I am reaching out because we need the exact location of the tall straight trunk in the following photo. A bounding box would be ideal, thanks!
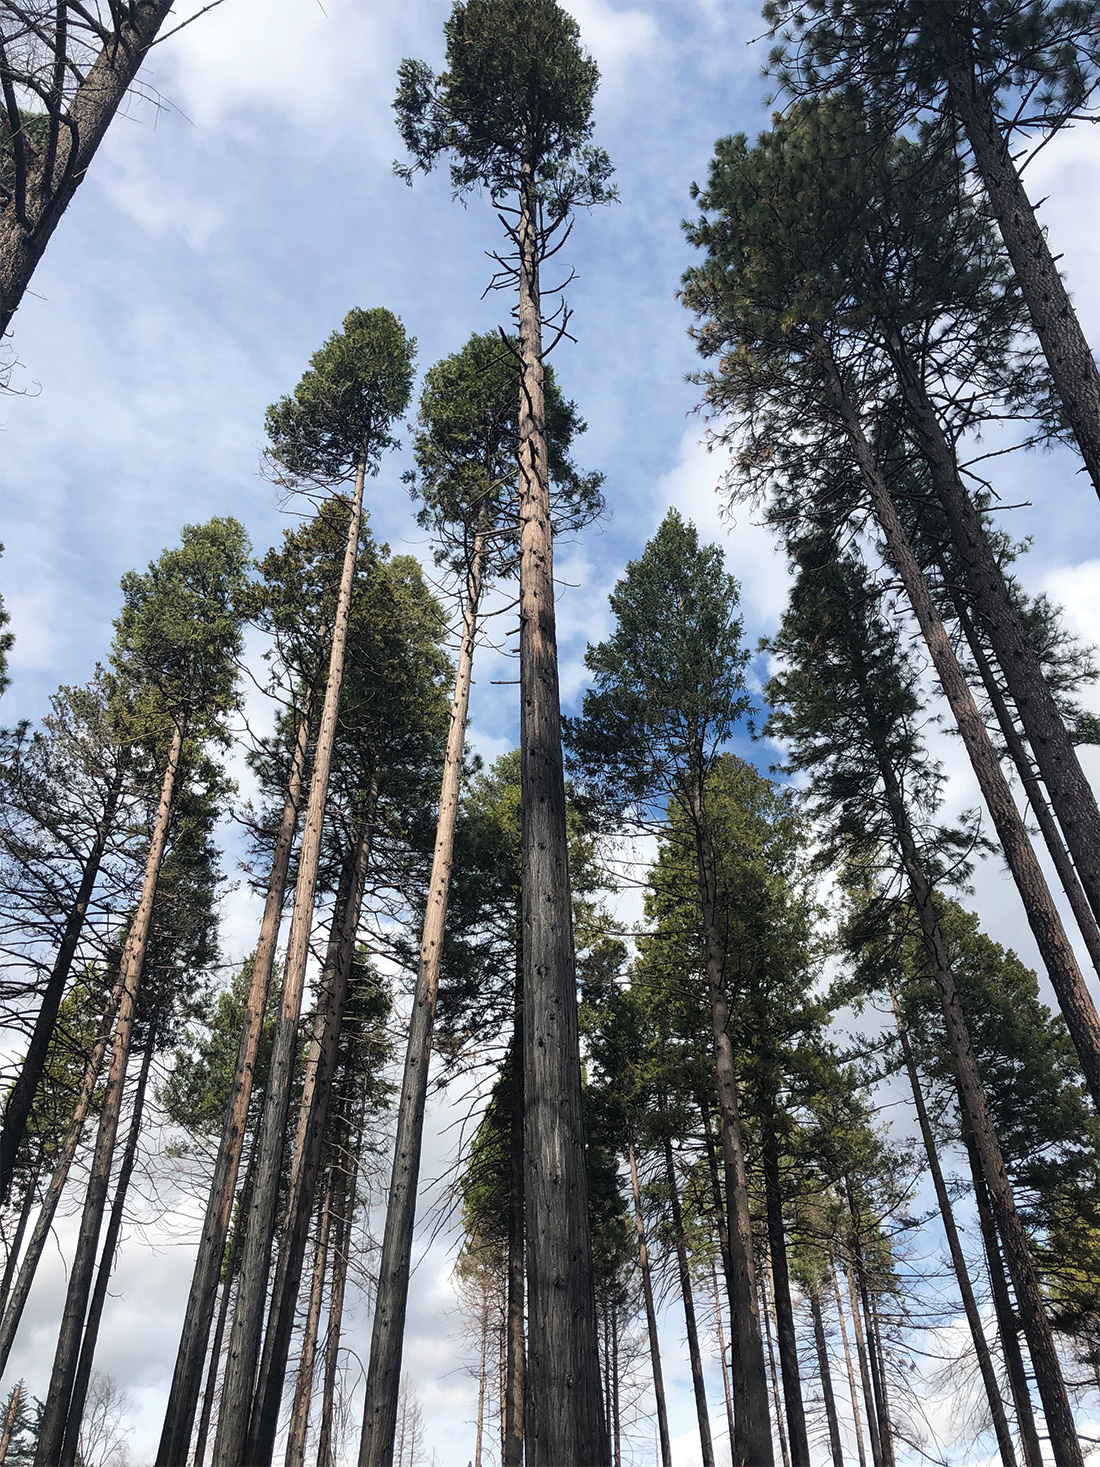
[284,1180,332,1467]
[214,459,367,1467]
[0,755,127,1204]
[59,1026,157,1467]
[662,1136,715,1467]
[35,715,183,1467]
[249,810,374,1465]
[504,960,525,1467]
[627,1141,672,1467]
[0,1383,20,1467]
[515,165,605,1467]
[933,16,1100,502]
[0,970,120,1378]
[699,1100,733,1286]
[474,1283,490,1467]
[823,341,1100,1114]
[949,594,1100,976]
[890,993,1018,1467]
[847,1243,892,1467]
[867,1294,894,1464]
[887,329,1100,934]
[360,539,484,1467]
[761,1266,791,1467]
[961,1117,1045,1467]
[0,1148,41,1315]
[687,781,773,1467]
[841,1259,883,1467]
[809,1287,845,1467]
[831,1266,868,1467]
[318,1095,361,1467]
[0,1,176,332]
[611,1303,621,1467]
[761,1124,810,1467]
[158,694,312,1467]
[194,1148,254,1467]
[711,1262,737,1457]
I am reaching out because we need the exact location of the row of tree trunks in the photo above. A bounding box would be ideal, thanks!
[284,1176,333,1467]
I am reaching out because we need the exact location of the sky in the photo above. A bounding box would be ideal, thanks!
[1,1,1100,1464]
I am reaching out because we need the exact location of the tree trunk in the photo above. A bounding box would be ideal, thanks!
[890,992,1018,1467]
[515,164,606,1467]
[0,1383,19,1466]
[359,540,484,1467]
[158,694,311,1467]
[809,1287,845,1467]
[823,341,1100,1114]
[284,1180,332,1467]
[887,327,1100,935]
[35,715,183,1467]
[474,1283,490,1467]
[59,1025,157,1466]
[761,1265,791,1467]
[841,1258,883,1467]
[504,961,525,1467]
[831,1265,868,1467]
[193,1150,253,1467]
[0,755,127,1204]
[249,808,374,1465]
[711,1262,737,1458]
[933,14,1100,502]
[214,459,367,1467]
[0,1,176,332]
[848,1242,892,1467]
[0,1147,40,1316]
[663,1136,715,1467]
[687,780,774,1467]
[761,1123,810,1467]
[318,1094,361,1467]
[625,1140,672,1467]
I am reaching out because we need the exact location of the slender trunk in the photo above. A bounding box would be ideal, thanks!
[0,1382,19,1467]
[887,328,1100,935]
[867,1294,894,1466]
[284,1180,332,1467]
[890,992,1018,1467]
[934,16,1100,502]
[35,716,183,1467]
[214,463,366,1467]
[831,1265,868,1467]
[359,540,484,1467]
[699,1099,733,1287]
[711,1262,737,1457]
[0,756,127,1204]
[474,1285,489,1467]
[611,1303,621,1467]
[761,1265,791,1467]
[663,1136,715,1467]
[318,1096,361,1467]
[0,1,176,332]
[687,781,773,1467]
[158,694,311,1467]
[60,1025,157,1467]
[0,1148,40,1315]
[504,957,525,1467]
[193,1150,254,1467]
[249,809,374,1465]
[761,1124,810,1467]
[847,1241,892,1467]
[626,1140,672,1467]
[515,167,605,1467]
[823,342,1100,1115]
[809,1287,845,1467]
[842,1258,883,1467]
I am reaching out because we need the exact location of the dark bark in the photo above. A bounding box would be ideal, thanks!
[809,1288,845,1467]
[515,166,605,1467]
[761,1124,810,1467]
[847,1237,893,1467]
[35,716,183,1467]
[761,1266,791,1467]
[663,1136,715,1467]
[284,1179,332,1467]
[504,962,525,1467]
[626,1140,671,1467]
[0,1147,40,1316]
[193,1150,254,1467]
[842,1258,884,1467]
[318,1095,361,1467]
[831,1267,868,1467]
[711,1263,737,1457]
[157,695,311,1467]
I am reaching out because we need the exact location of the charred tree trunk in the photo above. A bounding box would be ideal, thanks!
[809,1287,845,1467]
[663,1136,715,1467]
[761,1123,810,1467]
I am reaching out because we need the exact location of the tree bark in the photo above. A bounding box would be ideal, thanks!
[0,1382,19,1467]
[933,14,1100,502]
[158,694,311,1467]
[0,755,127,1204]
[318,1094,361,1467]
[284,1179,332,1467]
[823,342,1100,1114]
[761,1264,791,1467]
[0,1147,40,1317]
[626,1140,672,1467]
[847,1239,893,1467]
[809,1287,845,1467]
[831,1265,868,1467]
[359,540,484,1467]
[474,1282,490,1467]
[515,165,605,1467]
[761,1123,810,1467]
[0,1,177,333]
[504,964,525,1467]
[841,1258,883,1467]
[193,1149,254,1467]
[213,459,366,1467]
[711,1262,737,1458]
[35,715,183,1467]
[662,1136,715,1467]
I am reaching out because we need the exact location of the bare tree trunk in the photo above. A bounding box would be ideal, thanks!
[35,716,183,1467]
[0,1383,20,1466]
[687,781,773,1467]
[842,1258,883,1467]
[214,462,367,1467]
[284,1180,332,1467]
[158,695,311,1467]
[711,1262,737,1458]
[822,341,1100,1116]
[515,164,605,1467]
[0,1147,40,1315]
[0,0,177,332]
[318,1095,361,1467]
[847,1242,892,1467]
[933,15,1100,502]
[250,809,374,1465]
[831,1266,868,1467]
[626,1141,671,1467]
[663,1136,715,1467]
[474,1282,490,1467]
[761,1265,791,1467]
[193,1154,253,1467]
[359,540,484,1467]
[809,1287,844,1467]
[0,756,127,1204]
[611,1303,621,1467]
[504,967,525,1467]
[761,1123,810,1467]
[59,1025,156,1466]
[890,992,1018,1467]
[867,1294,894,1464]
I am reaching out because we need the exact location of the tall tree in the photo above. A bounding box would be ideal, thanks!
[392,8,614,1459]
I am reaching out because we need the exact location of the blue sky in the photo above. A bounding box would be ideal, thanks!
[2,2,1099,1463]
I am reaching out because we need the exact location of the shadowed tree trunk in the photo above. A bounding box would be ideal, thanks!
[318,1093,361,1467]
[809,1287,845,1467]
[842,1257,883,1467]
[831,1265,868,1467]
[663,1136,715,1467]
[504,959,525,1467]
[761,1122,810,1467]
[0,1143,41,1314]
[193,1149,254,1467]
[284,1179,332,1467]
[627,1140,671,1467]
[761,1266,792,1467]
[711,1263,737,1457]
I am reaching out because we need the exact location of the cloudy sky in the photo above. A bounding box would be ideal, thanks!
[2,1,1100,1463]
